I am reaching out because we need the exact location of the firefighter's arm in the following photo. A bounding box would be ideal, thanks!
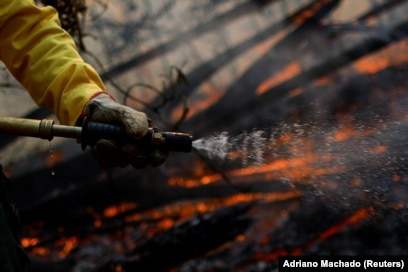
[0,0,167,168]
[0,0,103,126]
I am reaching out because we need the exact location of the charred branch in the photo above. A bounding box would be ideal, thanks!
[95,203,253,272]
[17,174,295,228]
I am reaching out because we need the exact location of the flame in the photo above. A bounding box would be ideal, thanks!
[57,236,79,258]
[169,34,281,123]
[168,154,346,188]
[171,82,223,122]
[225,190,302,206]
[289,88,303,97]
[21,237,40,248]
[392,175,401,182]
[85,207,103,228]
[351,176,362,186]
[316,207,371,241]
[115,266,124,272]
[24,236,79,258]
[31,247,50,256]
[313,76,333,86]
[370,145,387,154]
[354,57,389,75]
[124,190,301,233]
[256,61,301,95]
[330,115,375,142]
[103,202,138,218]
[157,218,175,230]
[290,0,334,25]
[255,207,372,261]
[332,125,356,142]
[354,40,408,74]
[44,149,64,167]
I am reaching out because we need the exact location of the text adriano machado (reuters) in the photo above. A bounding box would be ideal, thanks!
[279,256,405,271]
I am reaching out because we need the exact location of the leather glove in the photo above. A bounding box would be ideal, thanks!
[82,93,168,169]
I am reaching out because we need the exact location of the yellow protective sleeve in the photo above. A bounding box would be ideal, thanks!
[0,0,106,125]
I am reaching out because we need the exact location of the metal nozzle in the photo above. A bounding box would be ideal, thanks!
[159,131,193,152]
[81,120,193,152]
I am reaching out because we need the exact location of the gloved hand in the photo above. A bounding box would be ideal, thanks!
[82,93,168,169]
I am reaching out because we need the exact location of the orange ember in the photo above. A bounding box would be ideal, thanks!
[57,236,79,258]
[291,0,334,25]
[353,40,408,74]
[21,237,40,248]
[370,145,387,154]
[313,76,333,86]
[332,127,354,142]
[392,175,401,182]
[122,190,300,236]
[351,176,362,186]
[256,61,301,95]
[317,207,371,241]
[103,202,138,218]
[158,218,175,230]
[354,57,389,75]
[289,87,303,97]
[30,247,50,256]
[168,153,346,188]
[331,120,367,141]
[170,82,223,122]
[256,207,371,262]
[44,149,64,167]
[276,133,293,144]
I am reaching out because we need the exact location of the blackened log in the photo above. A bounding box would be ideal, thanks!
[28,259,73,272]
[18,177,295,236]
[94,202,253,272]
[304,205,408,255]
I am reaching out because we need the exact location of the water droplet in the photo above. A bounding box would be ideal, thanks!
[48,141,56,176]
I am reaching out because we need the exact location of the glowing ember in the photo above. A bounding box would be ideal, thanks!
[256,61,301,95]
[21,237,40,248]
[103,202,138,218]
[253,207,372,262]
[316,207,372,241]
[57,236,79,258]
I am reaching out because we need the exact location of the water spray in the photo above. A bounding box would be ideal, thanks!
[192,130,268,167]
[0,117,193,153]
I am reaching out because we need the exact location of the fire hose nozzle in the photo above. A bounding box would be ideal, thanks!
[81,119,193,152]
[0,117,193,153]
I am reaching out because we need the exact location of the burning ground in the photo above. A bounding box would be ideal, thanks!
[2,0,408,271]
